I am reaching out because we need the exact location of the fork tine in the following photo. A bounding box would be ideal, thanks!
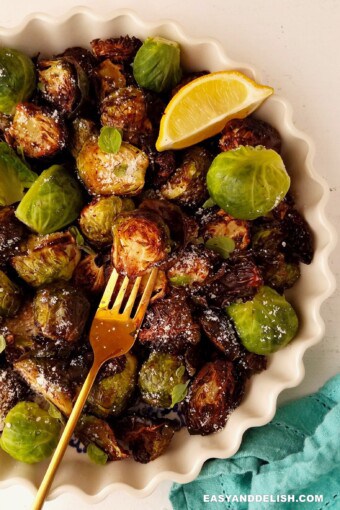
[98,268,119,309]
[111,274,130,312]
[123,276,142,316]
[133,267,158,323]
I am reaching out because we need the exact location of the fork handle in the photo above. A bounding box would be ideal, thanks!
[32,361,101,510]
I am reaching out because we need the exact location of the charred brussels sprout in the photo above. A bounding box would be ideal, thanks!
[0,270,22,317]
[207,146,290,220]
[0,48,35,115]
[33,283,90,343]
[199,308,243,360]
[160,146,212,208]
[90,36,142,63]
[72,253,106,296]
[69,117,98,159]
[0,142,38,206]
[262,256,300,291]
[167,245,213,286]
[88,353,137,417]
[219,117,282,153]
[79,196,134,246]
[112,210,170,276]
[101,87,152,136]
[227,286,299,355]
[184,359,244,435]
[7,103,66,158]
[139,288,201,352]
[77,136,149,196]
[14,357,75,416]
[94,60,127,101]
[133,37,182,93]
[37,55,89,115]
[200,209,250,250]
[12,231,81,288]
[15,165,83,235]
[0,206,27,268]
[115,417,176,463]
[76,415,129,461]
[0,401,61,463]
[138,352,189,408]
[0,369,28,430]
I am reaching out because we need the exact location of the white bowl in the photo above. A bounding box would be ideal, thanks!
[0,7,336,503]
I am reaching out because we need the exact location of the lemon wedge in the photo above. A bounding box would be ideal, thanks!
[156,70,273,151]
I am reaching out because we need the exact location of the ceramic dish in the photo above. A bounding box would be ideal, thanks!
[0,7,336,503]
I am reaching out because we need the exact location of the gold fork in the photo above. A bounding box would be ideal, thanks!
[32,267,158,510]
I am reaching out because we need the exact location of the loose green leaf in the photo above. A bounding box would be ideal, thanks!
[87,442,108,465]
[175,365,186,379]
[47,403,64,423]
[98,127,122,154]
[169,274,193,286]
[0,334,6,354]
[205,236,235,259]
[68,226,96,255]
[202,197,216,209]
[171,381,190,408]
[0,142,38,206]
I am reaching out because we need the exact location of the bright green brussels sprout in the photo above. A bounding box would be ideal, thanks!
[206,146,290,220]
[77,136,149,196]
[226,286,299,355]
[15,165,83,235]
[0,270,22,317]
[0,142,38,206]
[0,48,35,115]
[33,282,90,342]
[0,401,61,463]
[133,36,182,93]
[11,231,81,288]
[138,352,189,408]
[79,196,134,245]
[88,352,138,417]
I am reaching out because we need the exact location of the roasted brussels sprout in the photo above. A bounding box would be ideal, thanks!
[206,146,290,220]
[0,142,38,206]
[280,207,313,265]
[115,416,176,463]
[184,359,244,435]
[133,37,182,93]
[0,48,35,115]
[0,270,22,318]
[88,352,137,417]
[262,256,300,291]
[167,245,214,286]
[76,414,129,461]
[139,352,189,408]
[0,401,61,463]
[139,288,201,352]
[79,196,134,245]
[6,103,67,158]
[94,59,127,100]
[100,86,152,137]
[0,369,28,430]
[2,299,37,358]
[15,165,84,235]
[112,210,170,276]
[37,54,89,114]
[160,146,212,207]
[77,136,149,196]
[219,117,282,153]
[14,357,75,416]
[72,253,107,296]
[190,252,263,308]
[252,224,285,262]
[12,231,81,288]
[227,286,299,355]
[200,209,250,250]
[0,206,27,268]
[150,151,177,187]
[199,308,243,360]
[90,36,142,63]
[136,269,168,303]
[33,283,90,343]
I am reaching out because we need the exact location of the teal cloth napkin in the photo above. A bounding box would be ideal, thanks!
[170,374,340,510]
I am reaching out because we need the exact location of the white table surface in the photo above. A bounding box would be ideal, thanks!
[1,1,340,508]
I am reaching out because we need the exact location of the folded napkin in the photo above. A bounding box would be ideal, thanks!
[170,374,340,510]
